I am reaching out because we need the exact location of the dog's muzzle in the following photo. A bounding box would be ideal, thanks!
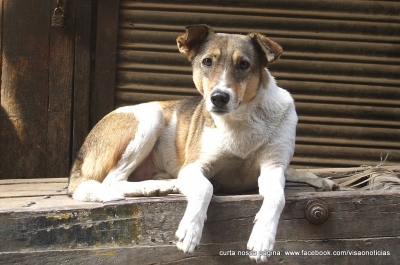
[210,91,230,113]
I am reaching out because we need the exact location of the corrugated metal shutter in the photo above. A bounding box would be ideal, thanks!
[116,0,400,168]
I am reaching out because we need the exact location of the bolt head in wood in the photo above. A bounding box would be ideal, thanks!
[305,199,330,224]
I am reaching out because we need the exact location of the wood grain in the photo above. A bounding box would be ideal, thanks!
[0,177,399,265]
[0,0,51,179]
[90,0,120,127]
[0,238,397,265]
[46,0,77,178]
[0,0,89,179]
[72,0,92,161]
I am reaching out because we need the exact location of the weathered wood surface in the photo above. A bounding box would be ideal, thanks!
[0,0,52,179]
[0,0,88,179]
[91,0,120,127]
[0,239,397,265]
[46,0,77,178]
[72,0,92,161]
[0,178,398,264]
[0,178,67,199]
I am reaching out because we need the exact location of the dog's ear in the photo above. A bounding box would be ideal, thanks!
[249,33,283,64]
[177,24,214,61]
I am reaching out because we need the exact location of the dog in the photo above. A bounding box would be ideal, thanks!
[68,24,297,263]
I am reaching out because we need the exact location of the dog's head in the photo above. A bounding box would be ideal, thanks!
[177,24,282,115]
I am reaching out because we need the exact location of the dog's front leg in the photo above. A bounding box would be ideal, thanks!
[175,163,213,254]
[247,166,286,263]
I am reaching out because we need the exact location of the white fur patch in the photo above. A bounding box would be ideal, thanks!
[152,112,181,177]
[111,179,178,197]
[247,166,286,263]
[73,180,124,202]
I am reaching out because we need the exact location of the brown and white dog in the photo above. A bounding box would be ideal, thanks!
[68,25,297,263]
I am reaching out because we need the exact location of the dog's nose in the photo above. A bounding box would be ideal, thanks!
[211,91,230,107]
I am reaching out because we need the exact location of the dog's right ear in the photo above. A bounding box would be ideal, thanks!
[177,24,214,61]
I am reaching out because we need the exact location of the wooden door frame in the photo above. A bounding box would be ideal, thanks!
[0,0,95,179]
[90,0,120,128]
[71,0,94,159]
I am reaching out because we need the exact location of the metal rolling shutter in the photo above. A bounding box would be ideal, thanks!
[116,0,400,168]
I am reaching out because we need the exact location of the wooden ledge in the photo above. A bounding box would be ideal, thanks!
[0,178,399,264]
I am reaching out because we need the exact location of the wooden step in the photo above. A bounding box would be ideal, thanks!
[0,178,399,264]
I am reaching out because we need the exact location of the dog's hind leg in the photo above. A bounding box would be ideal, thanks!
[100,103,169,201]
[112,179,179,198]
[73,102,167,203]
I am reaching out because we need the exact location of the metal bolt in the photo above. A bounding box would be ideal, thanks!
[305,199,330,224]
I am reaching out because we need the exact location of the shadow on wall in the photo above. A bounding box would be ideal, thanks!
[0,1,53,179]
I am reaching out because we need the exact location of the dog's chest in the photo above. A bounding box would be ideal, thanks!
[201,120,267,159]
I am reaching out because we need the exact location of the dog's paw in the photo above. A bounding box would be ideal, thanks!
[102,193,125,204]
[247,214,278,263]
[142,180,177,197]
[175,213,206,254]
[73,180,125,203]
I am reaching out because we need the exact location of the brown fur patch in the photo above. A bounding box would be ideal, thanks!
[230,48,261,104]
[242,73,262,103]
[192,71,204,96]
[173,97,213,166]
[68,112,138,194]
[177,25,214,61]
[184,102,210,166]
[249,33,283,65]
[175,98,199,165]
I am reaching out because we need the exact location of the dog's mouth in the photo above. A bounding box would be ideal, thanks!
[210,108,229,115]
[209,100,241,115]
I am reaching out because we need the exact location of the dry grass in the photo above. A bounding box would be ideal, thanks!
[329,156,400,191]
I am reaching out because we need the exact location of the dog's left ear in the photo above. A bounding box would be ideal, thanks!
[177,24,214,61]
[249,33,283,64]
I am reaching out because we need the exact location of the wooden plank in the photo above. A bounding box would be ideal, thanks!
[0,189,399,251]
[46,0,77,178]
[0,182,67,199]
[0,0,51,179]
[0,177,398,264]
[0,178,68,185]
[72,0,92,160]
[0,237,397,265]
[90,0,120,127]
[0,178,312,209]
[0,193,182,212]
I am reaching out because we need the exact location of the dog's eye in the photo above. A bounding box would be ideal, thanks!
[202,58,213,67]
[239,61,250,70]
